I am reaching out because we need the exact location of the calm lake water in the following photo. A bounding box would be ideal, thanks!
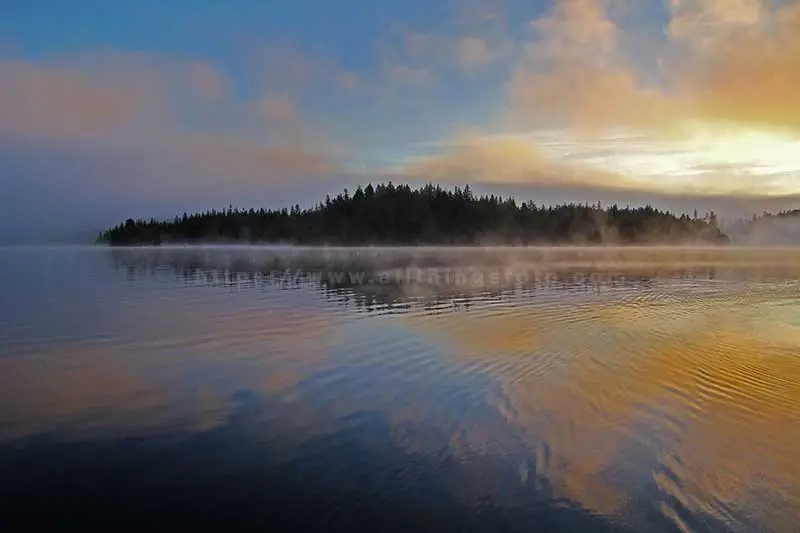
[1,246,799,532]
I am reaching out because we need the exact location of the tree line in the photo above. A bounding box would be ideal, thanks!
[748,208,800,222]
[97,182,729,245]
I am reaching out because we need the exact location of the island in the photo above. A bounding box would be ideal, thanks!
[97,183,729,246]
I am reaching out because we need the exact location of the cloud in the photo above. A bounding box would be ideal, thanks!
[402,133,551,182]
[0,44,363,149]
[507,0,673,131]
[0,51,242,143]
[383,64,433,86]
[385,3,514,83]
[188,60,229,101]
[251,41,363,98]
[406,32,512,72]
[506,0,800,132]
[456,36,508,70]
[0,59,157,142]
[409,0,800,197]
[396,123,800,198]
[171,135,339,183]
[0,136,346,245]
[257,94,297,123]
[398,130,649,191]
[667,0,766,42]
[0,48,353,241]
[667,1,800,130]
[533,126,800,196]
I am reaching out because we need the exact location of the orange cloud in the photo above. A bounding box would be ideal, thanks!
[668,2,800,130]
[0,60,155,141]
[407,0,800,196]
[405,133,548,180]
[507,0,674,131]
[0,52,238,144]
[506,0,800,132]
[399,130,650,191]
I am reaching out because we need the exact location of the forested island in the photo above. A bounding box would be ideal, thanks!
[97,183,729,246]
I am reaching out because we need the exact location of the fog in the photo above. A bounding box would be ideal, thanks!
[105,245,800,307]
[3,139,800,245]
[724,216,800,246]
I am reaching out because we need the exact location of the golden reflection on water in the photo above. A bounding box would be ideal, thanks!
[404,282,800,526]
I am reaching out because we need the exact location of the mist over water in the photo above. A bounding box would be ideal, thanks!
[1,246,799,532]
[726,217,800,246]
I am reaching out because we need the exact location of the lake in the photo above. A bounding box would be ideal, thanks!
[1,246,799,532]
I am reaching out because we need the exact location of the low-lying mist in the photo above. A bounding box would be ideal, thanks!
[725,216,800,246]
[108,245,800,307]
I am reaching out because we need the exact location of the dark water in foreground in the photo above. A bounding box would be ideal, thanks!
[1,246,799,532]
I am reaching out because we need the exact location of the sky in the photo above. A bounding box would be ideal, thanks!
[1,0,800,242]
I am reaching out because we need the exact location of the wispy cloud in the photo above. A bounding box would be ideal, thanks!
[398,30,513,73]
[0,58,158,142]
[506,0,800,132]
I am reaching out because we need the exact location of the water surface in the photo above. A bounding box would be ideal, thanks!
[1,246,799,532]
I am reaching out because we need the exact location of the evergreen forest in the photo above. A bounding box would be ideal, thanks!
[97,183,729,245]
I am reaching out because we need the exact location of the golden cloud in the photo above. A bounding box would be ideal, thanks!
[401,0,800,195]
[400,130,655,191]
[507,0,800,132]
[508,0,672,131]
[405,133,549,181]
[669,2,800,130]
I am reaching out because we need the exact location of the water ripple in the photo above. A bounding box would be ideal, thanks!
[2,246,800,531]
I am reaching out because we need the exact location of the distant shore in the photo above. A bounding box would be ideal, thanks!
[97,183,729,246]
[100,240,731,248]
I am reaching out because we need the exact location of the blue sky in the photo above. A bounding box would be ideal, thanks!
[1,0,530,152]
[1,0,799,241]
